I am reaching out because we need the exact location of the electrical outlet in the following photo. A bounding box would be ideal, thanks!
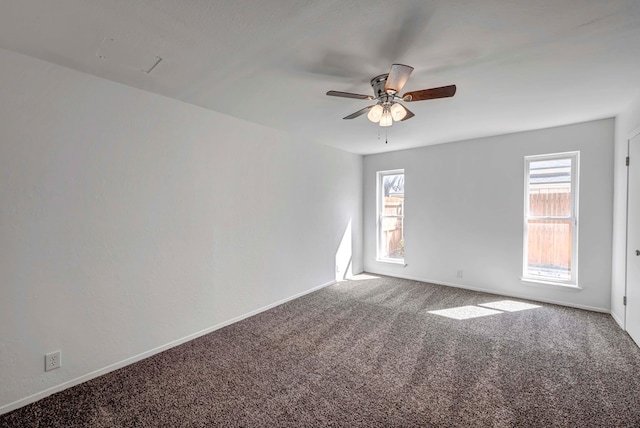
[456,270,463,278]
[45,350,61,371]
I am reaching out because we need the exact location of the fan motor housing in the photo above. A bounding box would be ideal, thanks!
[370,74,389,98]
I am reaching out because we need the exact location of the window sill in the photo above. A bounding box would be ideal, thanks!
[376,258,406,266]
[520,277,581,290]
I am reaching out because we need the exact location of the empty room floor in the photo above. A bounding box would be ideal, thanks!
[2,274,639,427]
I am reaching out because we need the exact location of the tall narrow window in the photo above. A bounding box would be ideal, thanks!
[523,152,579,286]
[377,169,404,263]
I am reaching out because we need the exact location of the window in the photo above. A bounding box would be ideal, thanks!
[377,170,404,263]
[523,152,579,286]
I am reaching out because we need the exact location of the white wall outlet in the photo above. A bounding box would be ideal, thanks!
[456,270,464,278]
[45,350,62,371]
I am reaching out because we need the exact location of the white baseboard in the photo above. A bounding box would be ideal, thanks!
[0,279,336,416]
[365,270,611,314]
[610,309,625,329]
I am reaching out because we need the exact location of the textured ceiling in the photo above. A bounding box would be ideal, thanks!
[2,0,640,154]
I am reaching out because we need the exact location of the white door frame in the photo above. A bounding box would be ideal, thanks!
[625,126,640,332]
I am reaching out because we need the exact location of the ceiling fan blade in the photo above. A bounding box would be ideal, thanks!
[402,85,457,102]
[384,64,414,94]
[300,51,378,80]
[326,90,373,100]
[343,105,376,120]
[400,106,415,121]
[378,4,431,64]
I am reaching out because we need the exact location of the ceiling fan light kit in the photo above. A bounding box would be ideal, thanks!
[390,103,407,121]
[367,104,384,122]
[379,110,393,127]
[326,63,456,127]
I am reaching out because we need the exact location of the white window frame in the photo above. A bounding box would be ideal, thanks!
[376,169,405,264]
[522,151,579,288]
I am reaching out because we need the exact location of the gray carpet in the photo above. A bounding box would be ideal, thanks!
[2,274,640,427]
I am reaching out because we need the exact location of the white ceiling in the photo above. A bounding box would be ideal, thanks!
[2,0,640,154]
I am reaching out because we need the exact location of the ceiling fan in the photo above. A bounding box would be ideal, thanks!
[326,64,456,126]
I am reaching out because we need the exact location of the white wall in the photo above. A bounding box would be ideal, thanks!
[0,48,363,413]
[364,119,614,312]
[611,92,640,328]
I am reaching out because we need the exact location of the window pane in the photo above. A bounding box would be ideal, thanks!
[379,172,404,261]
[526,219,572,280]
[528,159,571,217]
[383,174,404,207]
[381,216,404,259]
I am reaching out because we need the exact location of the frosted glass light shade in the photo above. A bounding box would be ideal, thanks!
[367,104,384,122]
[379,110,393,127]
[390,103,407,121]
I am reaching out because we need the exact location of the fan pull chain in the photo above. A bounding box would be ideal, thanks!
[377,128,389,144]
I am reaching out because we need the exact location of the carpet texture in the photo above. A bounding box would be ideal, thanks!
[2,274,640,427]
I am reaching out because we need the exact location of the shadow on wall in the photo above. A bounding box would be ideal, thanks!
[335,219,352,282]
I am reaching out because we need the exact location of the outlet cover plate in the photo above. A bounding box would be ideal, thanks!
[45,350,61,371]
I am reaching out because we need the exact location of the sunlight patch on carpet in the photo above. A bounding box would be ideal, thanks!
[347,273,381,281]
[429,300,542,320]
[428,305,503,320]
[478,300,541,312]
